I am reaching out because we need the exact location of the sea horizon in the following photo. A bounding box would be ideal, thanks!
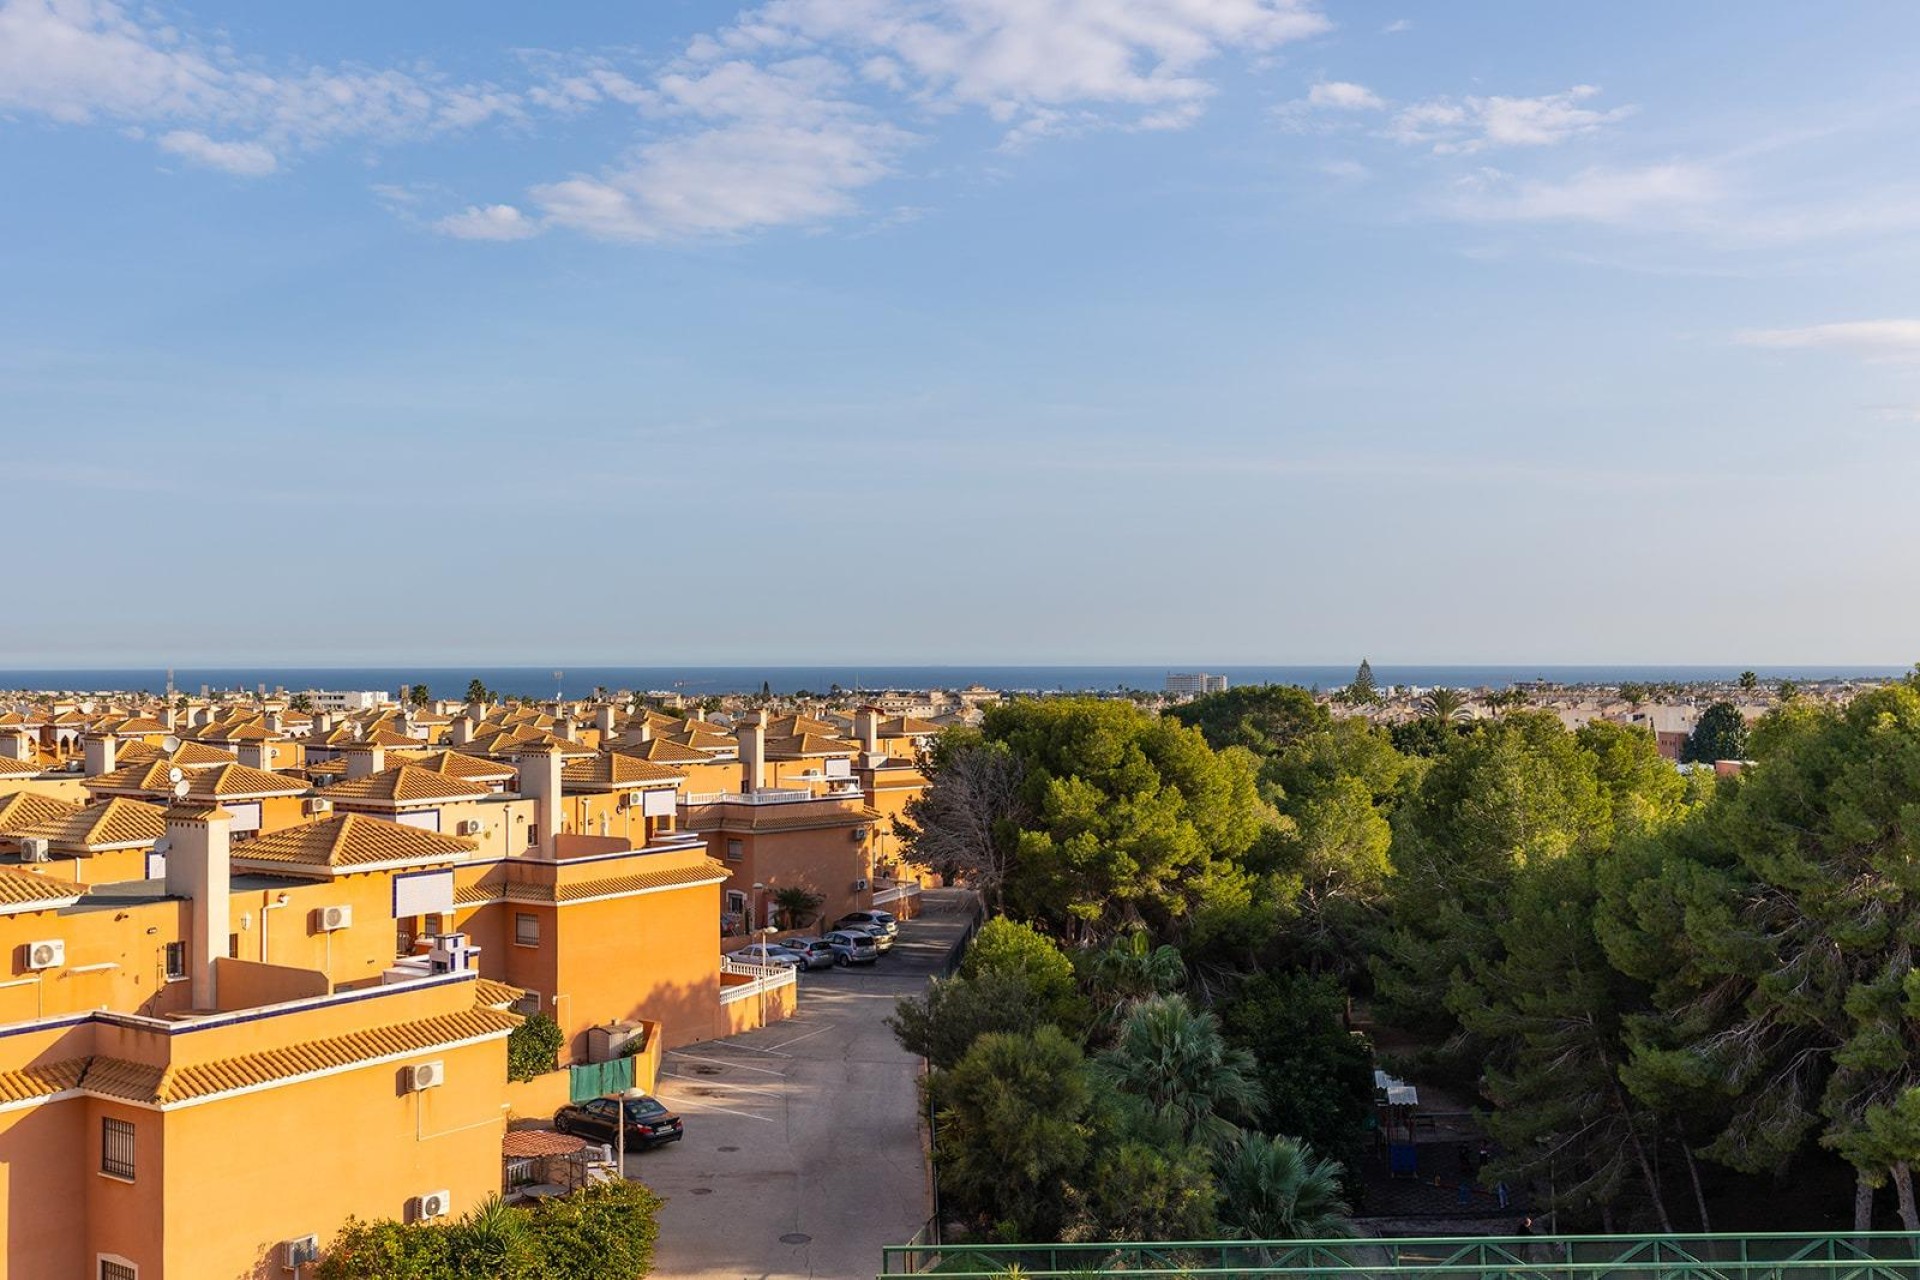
[0,663,1904,699]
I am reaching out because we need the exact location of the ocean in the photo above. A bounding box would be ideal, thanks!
[0,664,1903,698]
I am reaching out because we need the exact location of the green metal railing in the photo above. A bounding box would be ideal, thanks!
[879,1230,1920,1280]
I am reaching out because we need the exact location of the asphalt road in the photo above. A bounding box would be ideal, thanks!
[643,892,976,1280]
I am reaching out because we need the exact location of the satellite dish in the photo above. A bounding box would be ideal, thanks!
[167,767,184,784]
[161,735,181,753]
[174,779,191,798]
[152,836,171,857]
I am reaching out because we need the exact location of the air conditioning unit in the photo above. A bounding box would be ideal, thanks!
[853,878,869,892]
[304,797,331,815]
[850,826,869,841]
[20,837,49,863]
[416,1189,452,1220]
[408,1060,445,1091]
[316,905,353,932]
[626,791,646,808]
[25,939,63,970]
[456,819,483,836]
[282,1234,319,1270]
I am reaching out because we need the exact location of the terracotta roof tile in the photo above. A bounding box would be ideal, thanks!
[232,813,476,873]
[563,753,684,789]
[764,733,857,759]
[319,765,494,805]
[625,738,710,765]
[472,978,526,1009]
[507,857,730,904]
[13,797,167,850]
[0,1057,87,1104]
[393,751,517,782]
[0,758,40,777]
[0,867,85,908]
[0,792,83,835]
[502,1129,587,1158]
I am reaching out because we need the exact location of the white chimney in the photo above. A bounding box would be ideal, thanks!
[595,705,616,736]
[466,699,488,722]
[555,717,577,743]
[160,707,177,731]
[451,716,475,746]
[740,712,767,795]
[237,739,271,771]
[0,732,31,762]
[192,707,214,729]
[83,733,117,777]
[315,711,334,736]
[514,744,563,854]
[344,743,385,780]
[638,719,654,744]
[165,803,232,1010]
[264,711,282,733]
[855,708,881,756]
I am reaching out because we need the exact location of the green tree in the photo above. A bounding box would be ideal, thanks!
[1739,670,1759,692]
[1575,720,1691,837]
[1062,1138,1219,1243]
[1164,685,1330,756]
[770,885,823,929]
[1682,701,1749,763]
[407,683,431,709]
[1084,930,1186,1025]
[1603,686,1920,1228]
[1215,1133,1354,1241]
[932,1026,1098,1239]
[289,692,312,713]
[1098,995,1263,1147]
[466,678,491,705]
[960,917,1089,1031]
[1374,712,1611,1035]
[1456,850,1675,1230]
[1220,972,1374,1170]
[890,969,1056,1069]
[982,699,1272,942]
[1341,659,1379,706]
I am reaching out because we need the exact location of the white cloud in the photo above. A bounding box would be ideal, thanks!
[1308,81,1384,111]
[156,129,277,176]
[1382,19,1412,34]
[2,0,1336,244]
[1736,321,1920,362]
[1318,158,1370,180]
[720,0,1331,138]
[0,0,529,171]
[1390,85,1633,154]
[1445,163,1720,225]
[434,204,541,241]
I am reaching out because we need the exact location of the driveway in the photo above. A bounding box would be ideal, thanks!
[643,890,977,1279]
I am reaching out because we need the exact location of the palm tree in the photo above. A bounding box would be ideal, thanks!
[1418,687,1471,724]
[1098,995,1263,1146]
[1217,1133,1354,1243]
[1088,931,1185,1010]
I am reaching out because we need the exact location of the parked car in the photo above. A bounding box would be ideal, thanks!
[836,910,899,937]
[736,942,804,969]
[842,922,894,954]
[779,937,839,970]
[553,1093,684,1148]
[823,929,880,966]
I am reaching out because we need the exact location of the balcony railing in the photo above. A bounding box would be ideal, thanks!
[879,1231,1920,1280]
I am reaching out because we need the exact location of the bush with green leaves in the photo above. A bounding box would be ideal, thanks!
[316,1182,662,1279]
[506,1012,564,1083]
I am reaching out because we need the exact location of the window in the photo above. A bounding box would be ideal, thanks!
[162,942,186,981]
[100,1260,137,1280]
[514,913,540,947]
[101,1117,135,1179]
[726,839,744,863]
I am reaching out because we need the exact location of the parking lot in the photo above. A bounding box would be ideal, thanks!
[641,891,976,1279]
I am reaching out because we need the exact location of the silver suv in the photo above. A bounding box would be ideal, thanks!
[823,929,879,966]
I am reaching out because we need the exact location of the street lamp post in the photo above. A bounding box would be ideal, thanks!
[758,924,779,1029]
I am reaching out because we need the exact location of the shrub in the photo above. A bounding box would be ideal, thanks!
[317,1183,663,1279]
[506,1013,564,1083]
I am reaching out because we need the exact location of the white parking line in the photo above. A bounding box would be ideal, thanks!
[665,1050,788,1077]
[764,1025,834,1051]
[658,1094,777,1122]
[658,1072,784,1098]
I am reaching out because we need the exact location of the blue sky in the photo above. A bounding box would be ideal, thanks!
[4,1,1919,667]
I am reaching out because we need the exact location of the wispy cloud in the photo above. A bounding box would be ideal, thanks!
[1736,320,1920,362]
[1308,81,1384,111]
[434,204,541,241]
[1387,85,1634,154]
[1444,163,1721,226]
[3,0,1337,245]
[157,130,277,176]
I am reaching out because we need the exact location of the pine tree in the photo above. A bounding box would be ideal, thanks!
[1349,659,1377,704]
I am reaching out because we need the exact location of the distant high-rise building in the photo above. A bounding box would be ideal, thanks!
[1165,672,1228,695]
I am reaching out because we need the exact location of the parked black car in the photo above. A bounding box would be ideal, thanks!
[553,1093,685,1148]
